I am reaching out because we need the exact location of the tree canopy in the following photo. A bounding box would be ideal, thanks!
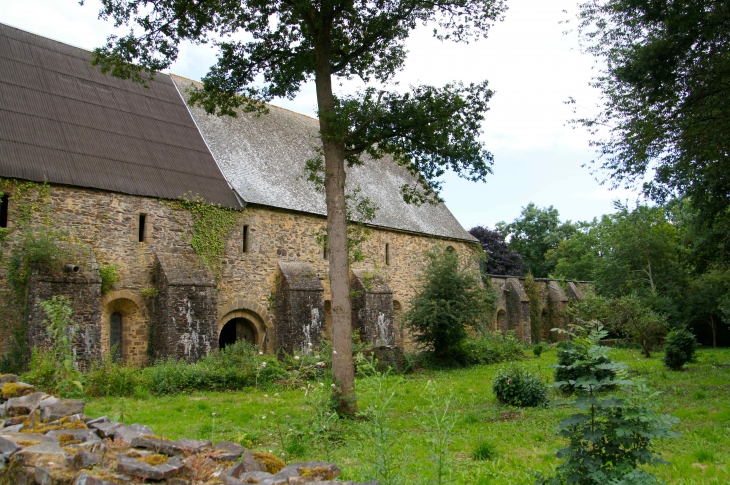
[468,225,526,276]
[572,0,730,225]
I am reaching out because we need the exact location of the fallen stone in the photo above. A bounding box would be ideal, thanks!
[6,392,44,416]
[40,400,86,422]
[0,431,58,446]
[0,374,18,384]
[69,450,101,470]
[278,462,340,481]
[2,423,24,433]
[13,441,67,467]
[213,441,245,461]
[239,470,275,482]
[0,435,20,457]
[74,472,131,485]
[84,416,109,427]
[1,381,35,399]
[130,435,211,456]
[47,429,100,444]
[226,451,266,478]
[35,463,75,485]
[90,421,122,438]
[113,424,153,443]
[116,454,184,480]
[3,415,26,427]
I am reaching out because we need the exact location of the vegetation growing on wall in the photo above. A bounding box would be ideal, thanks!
[522,274,546,344]
[174,195,238,280]
[99,264,120,295]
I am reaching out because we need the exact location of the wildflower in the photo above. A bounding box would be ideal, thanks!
[261,362,267,367]
[319,382,324,387]
[262,415,266,419]
[294,356,300,360]
[264,394,269,398]
[259,351,264,355]
[274,393,279,397]
[507,378,511,386]
[331,383,336,388]
[333,350,337,355]
[212,412,219,417]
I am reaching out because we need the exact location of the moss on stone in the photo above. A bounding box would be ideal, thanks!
[56,433,81,446]
[138,454,169,466]
[252,452,285,474]
[300,466,336,480]
[1,382,34,398]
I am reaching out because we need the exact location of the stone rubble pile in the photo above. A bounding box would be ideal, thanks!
[0,375,376,485]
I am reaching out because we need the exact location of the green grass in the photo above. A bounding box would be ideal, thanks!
[85,348,730,484]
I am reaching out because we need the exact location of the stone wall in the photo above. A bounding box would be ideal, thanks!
[490,276,591,344]
[274,262,325,355]
[350,269,395,346]
[0,180,482,363]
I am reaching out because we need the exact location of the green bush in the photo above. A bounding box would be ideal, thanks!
[457,331,525,366]
[143,341,285,394]
[492,366,548,408]
[533,343,544,357]
[404,247,497,359]
[85,355,143,397]
[99,264,120,295]
[22,348,57,392]
[663,328,697,370]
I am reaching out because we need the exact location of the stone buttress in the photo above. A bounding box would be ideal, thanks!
[274,262,324,355]
[350,269,396,346]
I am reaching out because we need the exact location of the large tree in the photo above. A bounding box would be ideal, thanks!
[572,0,730,225]
[497,203,576,278]
[88,0,505,412]
[468,225,526,276]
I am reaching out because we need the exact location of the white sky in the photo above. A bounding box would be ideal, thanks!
[0,0,643,229]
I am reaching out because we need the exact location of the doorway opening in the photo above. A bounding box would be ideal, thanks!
[219,317,257,349]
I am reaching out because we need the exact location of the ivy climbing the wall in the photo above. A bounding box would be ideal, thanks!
[174,195,238,280]
[522,274,546,344]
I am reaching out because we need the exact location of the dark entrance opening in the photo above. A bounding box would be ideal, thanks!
[219,318,257,349]
[110,312,122,362]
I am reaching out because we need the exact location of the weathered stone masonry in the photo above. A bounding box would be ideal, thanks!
[0,182,479,364]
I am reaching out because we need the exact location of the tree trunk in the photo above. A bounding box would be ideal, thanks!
[710,315,717,348]
[313,38,356,415]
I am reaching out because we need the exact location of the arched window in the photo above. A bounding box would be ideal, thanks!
[110,312,122,362]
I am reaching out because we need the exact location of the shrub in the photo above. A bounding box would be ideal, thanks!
[22,348,57,392]
[472,440,498,461]
[404,247,497,359]
[532,343,544,357]
[99,264,120,295]
[85,355,143,397]
[492,366,548,408]
[457,331,525,366]
[663,328,697,370]
[552,323,616,394]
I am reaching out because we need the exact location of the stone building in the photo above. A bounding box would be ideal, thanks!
[0,23,482,366]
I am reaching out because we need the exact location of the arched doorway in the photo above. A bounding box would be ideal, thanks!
[219,318,258,349]
[496,309,507,333]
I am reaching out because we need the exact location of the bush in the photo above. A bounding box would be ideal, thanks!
[533,343,544,357]
[492,366,548,408]
[22,348,57,392]
[85,355,143,397]
[404,247,497,359]
[457,331,525,366]
[663,328,697,370]
[99,264,120,295]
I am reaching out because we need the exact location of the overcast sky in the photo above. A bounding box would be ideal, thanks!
[0,0,641,229]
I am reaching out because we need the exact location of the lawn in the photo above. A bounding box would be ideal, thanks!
[85,348,730,484]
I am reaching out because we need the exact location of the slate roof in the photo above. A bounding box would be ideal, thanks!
[172,76,476,242]
[0,23,239,208]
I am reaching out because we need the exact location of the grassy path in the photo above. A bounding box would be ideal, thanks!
[86,348,730,484]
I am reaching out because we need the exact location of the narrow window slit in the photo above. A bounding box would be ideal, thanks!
[0,194,8,228]
[138,214,146,242]
[385,243,390,266]
[242,225,249,253]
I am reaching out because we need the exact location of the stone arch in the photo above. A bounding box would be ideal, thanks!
[101,290,149,367]
[218,299,270,351]
[496,309,508,333]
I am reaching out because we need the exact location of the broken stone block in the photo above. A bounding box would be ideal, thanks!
[277,461,341,481]
[4,415,26,427]
[0,436,19,457]
[13,441,67,467]
[40,399,86,422]
[213,441,244,461]
[69,450,101,470]
[2,423,24,432]
[113,423,153,443]
[0,374,18,384]
[84,416,109,427]
[47,429,100,444]
[239,470,275,483]
[74,472,130,485]
[6,392,45,416]
[89,421,122,438]
[226,450,266,478]
[0,431,58,446]
[35,463,75,485]
[116,454,184,480]
[130,435,211,456]
[1,381,35,399]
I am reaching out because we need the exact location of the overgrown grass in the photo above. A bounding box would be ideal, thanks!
[84,347,730,484]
